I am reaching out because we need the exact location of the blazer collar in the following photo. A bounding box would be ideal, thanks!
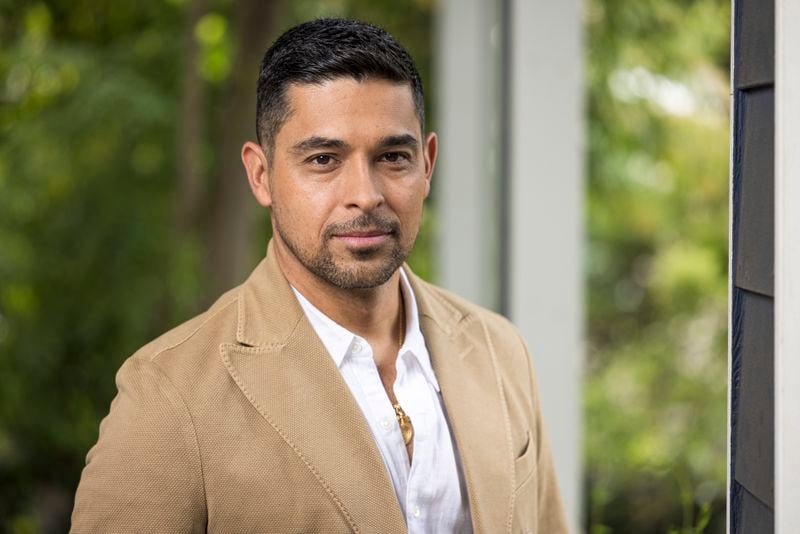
[235,241,463,349]
[230,241,515,533]
[226,241,405,533]
[407,275,516,534]
[235,240,304,348]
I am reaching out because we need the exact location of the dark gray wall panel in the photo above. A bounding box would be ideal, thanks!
[734,88,774,296]
[734,0,775,89]
[737,485,775,534]
[733,289,774,506]
[730,0,775,530]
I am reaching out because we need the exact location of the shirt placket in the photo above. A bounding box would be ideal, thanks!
[394,352,435,528]
[346,337,411,512]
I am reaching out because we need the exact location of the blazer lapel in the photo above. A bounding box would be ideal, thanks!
[221,243,406,534]
[410,275,515,534]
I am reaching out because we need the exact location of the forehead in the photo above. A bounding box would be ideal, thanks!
[276,78,420,146]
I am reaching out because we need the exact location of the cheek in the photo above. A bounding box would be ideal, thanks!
[276,188,347,245]
[395,191,427,233]
[273,173,330,217]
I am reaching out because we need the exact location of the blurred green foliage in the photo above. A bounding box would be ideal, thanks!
[0,1,432,531]
[585,0,730,532]
[0,0,730,532]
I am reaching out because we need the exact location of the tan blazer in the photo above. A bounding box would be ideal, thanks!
[71,242,567,533]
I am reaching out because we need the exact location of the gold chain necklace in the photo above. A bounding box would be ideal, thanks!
[392,302,414,446]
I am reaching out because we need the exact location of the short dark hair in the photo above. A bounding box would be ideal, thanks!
[256,18,425,156]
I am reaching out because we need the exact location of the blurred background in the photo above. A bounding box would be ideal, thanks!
[0,0,729,532]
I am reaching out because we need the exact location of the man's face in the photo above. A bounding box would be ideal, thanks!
[255,78,436,289]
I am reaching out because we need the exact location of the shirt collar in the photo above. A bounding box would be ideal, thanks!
[398,268,440,392]
[291,267,440,392]
[291,286,354,368]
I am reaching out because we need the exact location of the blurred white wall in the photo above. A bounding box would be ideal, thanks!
[435,0,503,310]
[436,0,584,529]
[775,0,800,531]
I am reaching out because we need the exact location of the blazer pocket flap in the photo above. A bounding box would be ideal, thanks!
[514,430,537,491]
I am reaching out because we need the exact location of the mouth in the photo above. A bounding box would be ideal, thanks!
[331,229,394,247]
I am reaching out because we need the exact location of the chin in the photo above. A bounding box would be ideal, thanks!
[325,264,400,289]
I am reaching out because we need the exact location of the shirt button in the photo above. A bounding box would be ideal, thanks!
[412,506,421,518]
[352,340,363,353]
[379,417,391,430]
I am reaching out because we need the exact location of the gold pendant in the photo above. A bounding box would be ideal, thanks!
[393,403,414,445]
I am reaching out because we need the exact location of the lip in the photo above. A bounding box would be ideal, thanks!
[332,231,392,247]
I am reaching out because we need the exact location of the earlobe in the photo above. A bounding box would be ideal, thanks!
[241,141,273,207]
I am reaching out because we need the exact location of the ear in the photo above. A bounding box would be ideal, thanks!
[422,132,438,199]
[241,141,273,207]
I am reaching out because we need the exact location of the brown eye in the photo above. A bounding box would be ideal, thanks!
[312,155,332,165]
[382,152,408,163]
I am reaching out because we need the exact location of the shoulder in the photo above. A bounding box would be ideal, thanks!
[410,275,539,414]
[412,276,525,346]
[411,276,542,437]
[126,286,241,382]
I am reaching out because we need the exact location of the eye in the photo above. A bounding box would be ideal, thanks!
[311,154,333,165]
[381,152,410,164]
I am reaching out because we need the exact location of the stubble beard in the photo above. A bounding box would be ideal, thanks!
[273,211,412,290]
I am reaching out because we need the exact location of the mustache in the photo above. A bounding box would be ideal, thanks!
[322,213,400,240]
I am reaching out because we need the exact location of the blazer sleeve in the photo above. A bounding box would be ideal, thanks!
[71,357,206,533]
[522,335,569,533]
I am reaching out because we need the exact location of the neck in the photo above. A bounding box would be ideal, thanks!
[274,237,404,347]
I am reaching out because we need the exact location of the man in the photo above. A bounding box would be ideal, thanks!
[72,18,566,534]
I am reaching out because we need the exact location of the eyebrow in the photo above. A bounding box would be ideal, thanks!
[377,134,419,150]
[290,136,349,154]
[288,133,420,155]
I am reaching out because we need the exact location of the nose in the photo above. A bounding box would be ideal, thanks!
[342,157,384,212]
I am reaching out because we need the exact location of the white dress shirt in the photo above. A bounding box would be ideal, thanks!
[292,269,472,533]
